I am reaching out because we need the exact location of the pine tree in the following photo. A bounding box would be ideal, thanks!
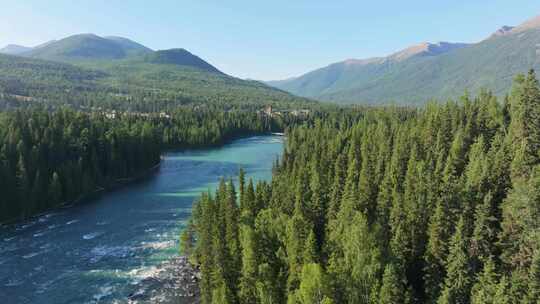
[500,166,540,270]
[239,168,246,209]
[508,70,540,174]
[327,212,382,304]
[470,258,499,304]
[437,217,472,304]
[180,220,196,257]
[303,230,318,264]
[309,162,326,250]
[244,179,256,217]
[239,225,259,304]
[470,193,498,267]
[379,263,409,304]
[358,132,377,219]
[327,152,346,223]
[424,200,451,302]
[286,202,312,294]
[376,163,393,231]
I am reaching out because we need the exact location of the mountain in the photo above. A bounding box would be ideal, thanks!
[0,33,312,111]
[34,40,58,49]
[0,50,311,111]
[268,14,540,105]
[104,36,153,55]
[142,48,222,73]
[267,41,470,103]
[5,34,223,74]
[0,44,32,55]
[23,34,152,61]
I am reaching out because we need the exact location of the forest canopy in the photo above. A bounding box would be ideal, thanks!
[182,70,540,304]
[0,107,302,222]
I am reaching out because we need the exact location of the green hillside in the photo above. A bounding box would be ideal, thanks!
[104,36,153,55]
[0,50,313,111]
[269,20,540,105]
[0,53,106,96]
[142,48,222,73]
[24,34,152,61]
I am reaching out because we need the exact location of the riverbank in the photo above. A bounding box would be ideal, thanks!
[0,161,161,227]
[1,131,287,227]
[128,256,200,304]
[0,135,284,304]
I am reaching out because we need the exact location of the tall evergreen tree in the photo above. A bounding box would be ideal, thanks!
[379,263,410,304]
[437,217,473,304]
[470,258,499,304]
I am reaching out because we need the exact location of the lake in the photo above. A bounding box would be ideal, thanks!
[0,135,284,304]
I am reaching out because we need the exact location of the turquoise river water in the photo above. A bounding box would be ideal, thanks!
[0,135,283,304]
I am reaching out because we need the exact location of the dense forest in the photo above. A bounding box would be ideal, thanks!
[0,107,298,222]
[0,52,315,112]
[183,70,540,303]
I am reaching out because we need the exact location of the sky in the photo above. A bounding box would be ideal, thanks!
[1,0,540,80]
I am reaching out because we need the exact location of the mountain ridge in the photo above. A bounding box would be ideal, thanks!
[141,48,222,73]
[0,44,32,55]
[21,33,151,61]
[268,14,540,105]
[0,34,224,75]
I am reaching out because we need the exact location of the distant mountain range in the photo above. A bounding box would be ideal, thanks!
[0,34,310,109]
[0,44,33,55]
[267,14,540,105]
[1,34,151,60]
[0,34,223,73]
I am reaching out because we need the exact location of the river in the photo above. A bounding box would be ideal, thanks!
[0,135,284,304]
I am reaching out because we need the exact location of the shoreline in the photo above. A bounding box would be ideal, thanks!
[1,132,284,227]
[160,130,283,153]
[0,161,161,227]
[128,256,200,304]
[0,133,283,303]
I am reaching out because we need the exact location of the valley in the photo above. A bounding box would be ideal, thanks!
[1,6,540,304]
[0,136,283,304]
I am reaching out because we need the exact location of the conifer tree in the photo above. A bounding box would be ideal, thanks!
[309,162,326,249]
[437,217,472,304]
[328,212,381,304]
[379,263,409,304]
[500,166,540,270]
[239,168,246,209]
[470,193,498,267]
[508,70,540,174]
[470,258,499,304]
[424,200,451,302]
[327,153,346,223]
[180,220,196,257]
[239,225,260,304]
[286,201,312,294]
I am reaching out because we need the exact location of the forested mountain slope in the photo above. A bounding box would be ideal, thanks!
[268,15,540,105]
[184,71,540,303]
[0,52,313,111]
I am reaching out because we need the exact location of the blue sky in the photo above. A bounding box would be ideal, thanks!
[2,0,540,80]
